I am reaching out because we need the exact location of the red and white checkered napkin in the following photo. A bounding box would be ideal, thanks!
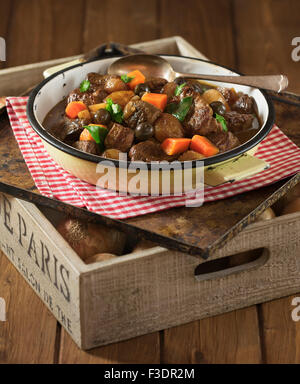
[6,96,300,219]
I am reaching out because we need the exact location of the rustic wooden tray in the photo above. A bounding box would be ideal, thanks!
[0,81,299,257]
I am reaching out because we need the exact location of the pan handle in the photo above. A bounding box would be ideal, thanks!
[204,153,269,187]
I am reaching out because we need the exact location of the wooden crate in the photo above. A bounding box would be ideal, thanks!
[0,192,299,349]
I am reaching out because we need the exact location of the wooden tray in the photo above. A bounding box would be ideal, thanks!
[0,36,299,259]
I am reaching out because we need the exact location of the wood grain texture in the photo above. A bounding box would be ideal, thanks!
[163,307,262,364]
[258,296,300,363]
[197,307,262,364]
[59,329,160,364]
[160,0,236,68]
[3,0,85,68]
[234,0,300,93]
[162,321,202,364]
[83,0,158,51]
[0,250,58,363]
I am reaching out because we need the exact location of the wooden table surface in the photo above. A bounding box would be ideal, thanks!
[1,0,300,364]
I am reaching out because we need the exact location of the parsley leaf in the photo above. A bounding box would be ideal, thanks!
[165,96,193,122]
[215,113,228,132]
[121,74,135,84]
[80,80,90,92]
[174,82,187,96]
[84,125,108,150]
[105,98,123,123]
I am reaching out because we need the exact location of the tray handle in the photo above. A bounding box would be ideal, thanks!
[205,153,269,187]
[195,248,269,281]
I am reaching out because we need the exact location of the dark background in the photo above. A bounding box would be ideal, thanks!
[1,0,299,92]
[0,0,300,364]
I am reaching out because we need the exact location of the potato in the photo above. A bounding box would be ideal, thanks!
[154,113,184,142]
[102,148,123,160]
[84,253,117,264]
[132,239,156,252]
[282,198,300,215]
[256,207,276,222]
[104,91,134,109]
[89,103,107,112]
[202,89,229,110]
[178,150,205,161]
[57,218,126,261]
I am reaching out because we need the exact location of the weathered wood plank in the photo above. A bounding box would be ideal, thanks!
[160,0,236,68]
[234,0,300,93]
[258,296,300,363]
[163,322,202,363]
[163,307,262,364]
[197,307,262,363]
[0,251,58,363]
[59,329,160,364]
[83,0,158,52]
[3,0,84,68]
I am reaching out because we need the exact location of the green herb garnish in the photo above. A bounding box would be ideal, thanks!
[215,113,228,132]
[80,80,91,92]
[165,96,193,122]
[174,82,187,96]
[105,98,123,123]
[121,74,135,83]
[84,125,108,150]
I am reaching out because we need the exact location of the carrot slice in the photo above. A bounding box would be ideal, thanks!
[65,101,88,119]
[141,93,168,111]
[190,135,219,157]
[79,124,107,142]
[161,138,191,156]
[80,129,94,141]
[126,69,146,90]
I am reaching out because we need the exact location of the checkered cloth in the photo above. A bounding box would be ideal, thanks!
[6,96,300,219]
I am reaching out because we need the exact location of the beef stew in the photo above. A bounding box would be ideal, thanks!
[43,68,261,162]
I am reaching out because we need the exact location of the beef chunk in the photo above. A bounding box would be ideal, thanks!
[161,82,177,100]
[67,88,108,106]
[104,123,134,152]
[73,140,100,155]
[183,95,222,137]
[232,94,254,114]
[207,131,240,153]
[217,86,238,106]
[154,113,184,142]
[224,111,254,133]
[129,140,177,162]
[60,117,91,142]
[124,99,161,129]
[185,80,208,95]
[144,77,168,93]
[87,73,128,93]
